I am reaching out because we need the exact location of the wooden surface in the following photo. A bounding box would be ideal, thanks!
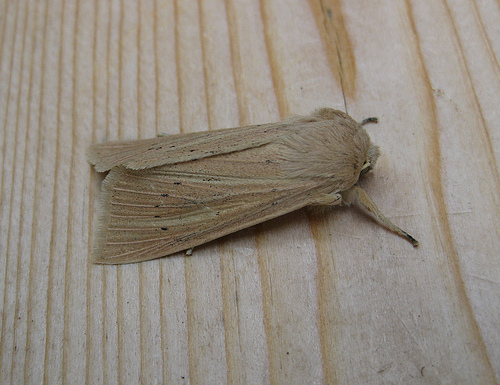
[0,0,499,383]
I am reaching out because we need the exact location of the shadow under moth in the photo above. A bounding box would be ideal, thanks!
[88,108,418,264]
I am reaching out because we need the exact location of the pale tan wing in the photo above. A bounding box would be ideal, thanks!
[86,110,350,172]
[92,165,327,264]
[87,121,295,172]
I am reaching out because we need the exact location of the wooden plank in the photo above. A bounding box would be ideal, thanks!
[0,0,498,383]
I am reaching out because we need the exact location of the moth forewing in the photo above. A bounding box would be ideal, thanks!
[86,114,327,172]
[91,153,328,264]
[89,108,418,264]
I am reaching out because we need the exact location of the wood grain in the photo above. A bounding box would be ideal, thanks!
[0,0,499,383]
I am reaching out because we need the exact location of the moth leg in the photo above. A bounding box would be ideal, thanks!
[157,132,170,137]
[311,193,342,206]
[342,185,419,246]
[185,247,194,256]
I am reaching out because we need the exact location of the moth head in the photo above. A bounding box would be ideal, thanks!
[360,144,380,177]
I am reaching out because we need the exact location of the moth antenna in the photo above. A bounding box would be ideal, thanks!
[361,117,378,125]
[348,186,419,247]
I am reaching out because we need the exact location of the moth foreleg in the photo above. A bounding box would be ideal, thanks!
[342,185,419,246]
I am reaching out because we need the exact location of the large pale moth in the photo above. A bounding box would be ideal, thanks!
[88,108,418,264]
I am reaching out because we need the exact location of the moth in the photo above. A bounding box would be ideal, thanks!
[88,108,418,264]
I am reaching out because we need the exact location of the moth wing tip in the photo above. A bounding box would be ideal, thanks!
[86,148,108,172]
[90,248,108,264]
[86,149,97,165]
[91,252,123,265]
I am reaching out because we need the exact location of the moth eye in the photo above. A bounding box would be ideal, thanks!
[360,161,372,176]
